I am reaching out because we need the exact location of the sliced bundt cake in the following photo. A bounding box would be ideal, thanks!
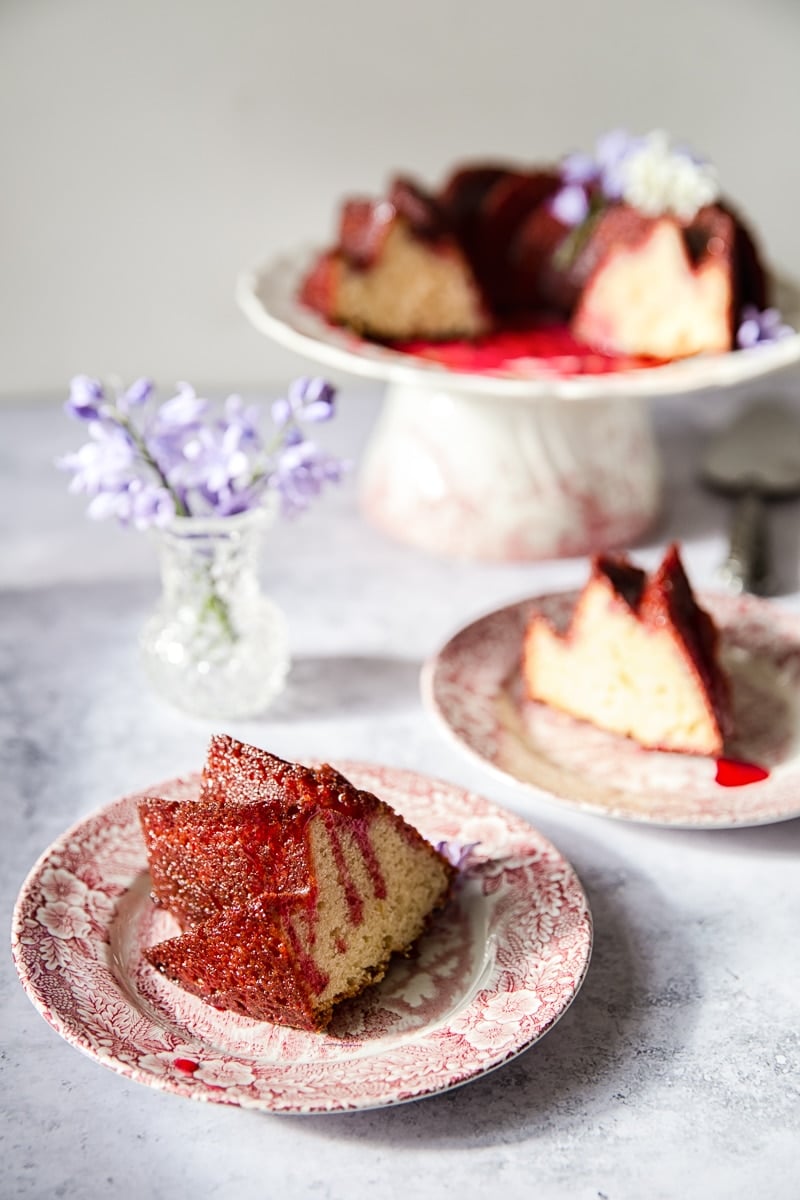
[300,134,771,360]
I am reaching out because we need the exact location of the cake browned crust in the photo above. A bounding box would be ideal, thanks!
[139,739,454,1031]
[522,543,732,755]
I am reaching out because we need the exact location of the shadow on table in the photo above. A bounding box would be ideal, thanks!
[628,813,800,858]
[290,824,699,1147]
[266,654,423,720]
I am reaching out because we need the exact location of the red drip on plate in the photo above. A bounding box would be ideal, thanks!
[714,758,770,787]
[173,1058,199,1074]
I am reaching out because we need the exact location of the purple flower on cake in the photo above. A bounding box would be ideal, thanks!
[58,375,347,527]
[550,184,590,228]
[553,129,641,226]
[736,305,795,349]
[552,128,719,227]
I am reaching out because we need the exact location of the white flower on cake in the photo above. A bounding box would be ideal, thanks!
[620,130,719,221]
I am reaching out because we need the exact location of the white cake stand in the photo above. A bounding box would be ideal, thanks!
[237,249,800,561]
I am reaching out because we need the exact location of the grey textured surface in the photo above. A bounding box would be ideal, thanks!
[3,382,800,1199]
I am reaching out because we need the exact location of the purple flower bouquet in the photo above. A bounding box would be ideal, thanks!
[59,375,347,718]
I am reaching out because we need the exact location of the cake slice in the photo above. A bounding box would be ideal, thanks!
[139,740,454,1030]
[522,544,731,754]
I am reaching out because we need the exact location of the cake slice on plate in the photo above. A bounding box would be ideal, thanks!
[139,739,454,1031]
[522,544,731,755]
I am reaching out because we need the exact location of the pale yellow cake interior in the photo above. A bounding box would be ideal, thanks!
[524,579,722,754]
[573,219,732,358]
[289,809,451,1013]
[333,220,486,341]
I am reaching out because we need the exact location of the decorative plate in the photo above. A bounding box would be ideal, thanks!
[236,248,800,400]
[11,763,592,1113]
[422,592,800,828]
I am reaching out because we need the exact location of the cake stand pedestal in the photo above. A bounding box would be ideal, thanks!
[237,250,800,562]
[358,383,660,560]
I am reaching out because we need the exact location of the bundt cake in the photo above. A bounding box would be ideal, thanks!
[301,131,771,361]
[522,544,731,755]
[139,737,454,1031]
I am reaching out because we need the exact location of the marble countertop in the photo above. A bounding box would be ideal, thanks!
[3,378,800,1200]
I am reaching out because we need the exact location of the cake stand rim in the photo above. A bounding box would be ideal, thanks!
[236,245,800,403]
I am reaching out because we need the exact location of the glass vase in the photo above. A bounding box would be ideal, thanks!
[140,504,290,719]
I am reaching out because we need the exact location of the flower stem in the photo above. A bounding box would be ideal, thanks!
[113,408,190,517]
[201,586,237,643]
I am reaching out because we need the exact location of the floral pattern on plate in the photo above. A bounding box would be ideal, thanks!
[12,763,592,1113]
[422,592,800,827]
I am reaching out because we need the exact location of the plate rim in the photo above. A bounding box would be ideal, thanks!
[236,246,800,401]
[421,591,800,830]
[11,761,593,1114]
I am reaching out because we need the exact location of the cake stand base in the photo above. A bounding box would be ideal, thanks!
[359,382,662,561]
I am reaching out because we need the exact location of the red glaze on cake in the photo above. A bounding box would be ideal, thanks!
[139,738,454,1031]
[523,544,732,755]
[301,143,769,359]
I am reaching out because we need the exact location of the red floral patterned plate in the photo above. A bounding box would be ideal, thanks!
[422,592,800,828]
[11,763,592,1113]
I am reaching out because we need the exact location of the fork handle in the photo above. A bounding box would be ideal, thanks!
[719,489,770,595]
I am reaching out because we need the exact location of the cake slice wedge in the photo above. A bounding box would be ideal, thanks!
[522,544,731,755]
[139,741,454,1030]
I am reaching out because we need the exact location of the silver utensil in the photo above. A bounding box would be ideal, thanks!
[701,400,800,595]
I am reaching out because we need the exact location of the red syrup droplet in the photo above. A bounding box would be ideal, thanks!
[714,758,770,787]
[173,1058,199,1074]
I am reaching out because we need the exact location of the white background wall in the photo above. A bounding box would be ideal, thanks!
[2,0,799,397]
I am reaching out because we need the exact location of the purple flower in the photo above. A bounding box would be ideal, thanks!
[117,377,154,412]
[223,394,261,446]
[273,376,337,427]
[128,481,177,529]
[553,131,641,229]
[594,128,640,199]
[561,152,597,186]
[82,478,175,528]
[59,374,345,529]
[435,840,481,871]
[65,375,105,421]
[551,184,590,227]
[272,439,345,516]
[555,130,650,218]
[736,306,795,349]
[57,423,136,496]
[154,383,209,430]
